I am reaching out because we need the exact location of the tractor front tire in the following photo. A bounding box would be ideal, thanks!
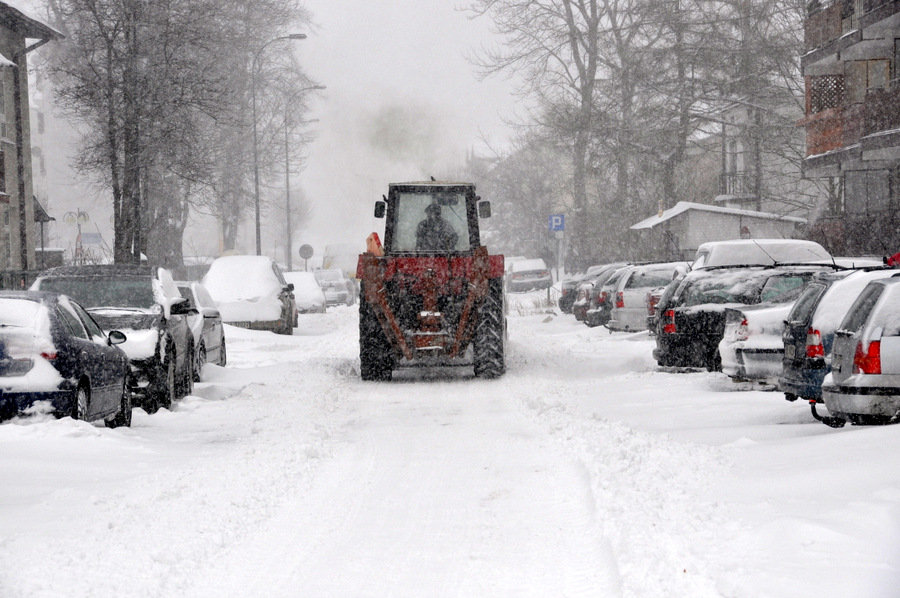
[474,280,506,379]
[359,289,393,381]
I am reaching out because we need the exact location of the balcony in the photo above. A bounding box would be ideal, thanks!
[805,1,842,52]
[719,172,757,197]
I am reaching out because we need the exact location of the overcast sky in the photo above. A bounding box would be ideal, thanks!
[294,0,521,260]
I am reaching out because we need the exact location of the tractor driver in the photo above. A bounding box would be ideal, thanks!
[416,202,458,252]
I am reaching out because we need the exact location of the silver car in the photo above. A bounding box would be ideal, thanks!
[822,275,900,426]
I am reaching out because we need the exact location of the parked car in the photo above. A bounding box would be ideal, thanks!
[585,265,631,328]
[606,261,689,332]
[719,302,798,386]
[203,255,297,334]
[0,291,131,426]
[314,268,357,306]
[30,265,195,413]
[780,268,897,404]
[558,264,612,313]
[654,265,836,370]
[647,274,685,335]
[284,271,327,314]
[821,275,900,426]
[571,263,627,321]
[506,258,552,293]
[177,281,226,381]
[692,239,832,270]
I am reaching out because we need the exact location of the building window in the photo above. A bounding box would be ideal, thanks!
[844,59,891,103]
[809,75,844,113]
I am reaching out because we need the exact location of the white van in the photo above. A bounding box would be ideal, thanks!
[692,239,832,269]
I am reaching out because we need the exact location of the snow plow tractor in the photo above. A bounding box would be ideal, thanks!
[357,181,506,381]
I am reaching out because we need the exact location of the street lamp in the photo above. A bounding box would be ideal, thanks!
[283,85,325,270]
[63,209,90,265]
[251,33,307,256]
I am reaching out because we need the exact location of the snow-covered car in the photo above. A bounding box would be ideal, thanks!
[691,239,832,270]
[203,255,297,335]
[30,265,195,413]
[820,275,900,426]
[177,281,226,380]
[284,271,326,314]
[780,268,897,404]
[606,261,689,332]
[507,258,552,293]
[719,302,796,385]
[314,269,357,306]
[558,264,613,313]
[0,291,131,426]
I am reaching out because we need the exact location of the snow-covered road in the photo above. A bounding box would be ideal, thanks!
[2,296,899,597]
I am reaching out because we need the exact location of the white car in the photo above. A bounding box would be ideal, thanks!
[606,262,689,332]
[202,255,297,335]
[507,258,552,293]
[692,239,832,269]
[821,276,900,426]
[284,271,326,314]
[314,269,357,306]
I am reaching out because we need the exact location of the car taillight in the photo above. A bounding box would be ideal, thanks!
[40,351,58,360]
[853,340,881,374]
[663,309,676,334]
[600,291,608,304]
[615,292,624,309]
[805,328,824,358]
[647,295,660,316]
[733,318,749,342]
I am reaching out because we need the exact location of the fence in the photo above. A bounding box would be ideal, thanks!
[0,270,42,291]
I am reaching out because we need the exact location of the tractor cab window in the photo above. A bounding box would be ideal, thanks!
[392,191,469,253]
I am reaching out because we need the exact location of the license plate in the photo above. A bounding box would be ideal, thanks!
[229,321,250,329]
[785,344,795,360]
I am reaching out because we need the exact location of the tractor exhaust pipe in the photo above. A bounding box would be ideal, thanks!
[810,400,845,428]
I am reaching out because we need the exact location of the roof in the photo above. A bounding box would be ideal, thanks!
[0,1,64,42]
[631,201,806,230]
[33,196,52,223]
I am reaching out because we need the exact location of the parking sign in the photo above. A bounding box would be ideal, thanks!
[549,214,565,231]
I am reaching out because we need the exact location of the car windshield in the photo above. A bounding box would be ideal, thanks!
[36,276,155,309]
[392,191,469,253]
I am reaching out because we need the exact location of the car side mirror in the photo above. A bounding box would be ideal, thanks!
[108,330,127,345]
[478,201,491,218]
[374,201,386,218]
[170,298,195,316]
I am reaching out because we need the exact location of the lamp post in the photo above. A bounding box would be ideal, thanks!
[283,85,324,270]
[251,33,307,256]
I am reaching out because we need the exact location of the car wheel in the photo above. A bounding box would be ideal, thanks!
[178,349,194,398]
[106,381,132,428]
[149,358,176,411]
[219,336,227,366]
[193,343,206,383]
[72,384,89,421]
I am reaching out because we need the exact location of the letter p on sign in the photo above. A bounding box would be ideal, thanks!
[549,214,565,231]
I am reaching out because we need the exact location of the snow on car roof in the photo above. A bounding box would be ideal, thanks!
[693,239,832,269]
[812,270,899,333]
[203,255,283,302]
[510,258,547,272]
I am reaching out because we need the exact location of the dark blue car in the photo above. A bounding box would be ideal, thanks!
[780,269,896,403]
[0,291,131,426]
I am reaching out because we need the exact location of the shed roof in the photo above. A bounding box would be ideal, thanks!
[631,201,806,230]
[0,1,63,43]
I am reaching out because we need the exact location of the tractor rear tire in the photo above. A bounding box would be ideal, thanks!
[359,287,393,381]
[474,279,506,379]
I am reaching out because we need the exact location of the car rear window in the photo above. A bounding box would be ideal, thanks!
[838,283,884,334]
[787,283,826,324]
[625,268,675,290]
[758,274,810,304]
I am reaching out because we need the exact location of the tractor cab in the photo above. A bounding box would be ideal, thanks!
[374,182,491,256]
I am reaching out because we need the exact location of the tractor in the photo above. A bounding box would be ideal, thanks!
[356,181,506,381]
